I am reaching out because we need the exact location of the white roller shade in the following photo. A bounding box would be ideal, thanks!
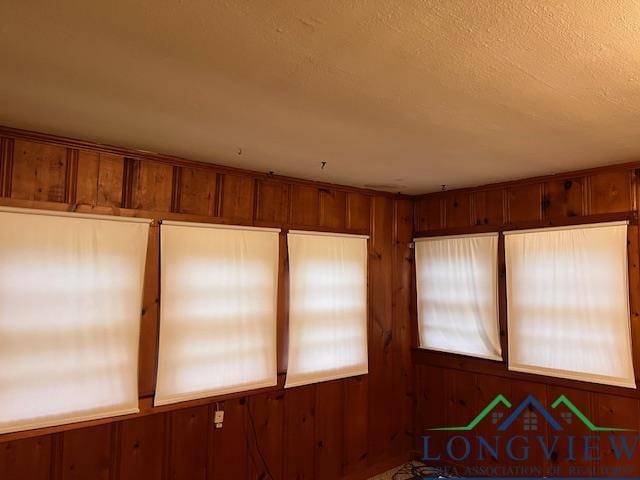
[0,208,150,434]
[155,221,279,406]
[415,233,502,361]
[285,231,368,388]
[505,222,635,388]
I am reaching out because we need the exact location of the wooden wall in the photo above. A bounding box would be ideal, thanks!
[0,128,413,480]
[413,164,640,475]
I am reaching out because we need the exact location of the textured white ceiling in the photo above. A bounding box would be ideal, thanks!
[1,1,640,193]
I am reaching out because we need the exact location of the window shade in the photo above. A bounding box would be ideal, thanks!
[505,222,635,388]
[414,233,501,360]
[0,208,150,434]
[155,222,279,406]
[285,231,368,388]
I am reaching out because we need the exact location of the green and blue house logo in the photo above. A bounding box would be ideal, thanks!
[422,394,638,478]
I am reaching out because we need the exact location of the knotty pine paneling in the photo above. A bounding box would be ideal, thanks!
[544,177,584,218]
[283,385,316,480]
[315,380,344,480]
[290,184,320,227]
[60,424,113,480]
[11,139,68,203]
[255,179,290,224]
[128,159,174,212]
[346,192,371,231]
[76,150,124,208]
[414,195,441,232]
[443,191,471,228]
[320,188,347,230]
[247,392,284,480]
[0,127,410,480]
[168,407,208,480]
[209,399,248,480]
[506,183,543,223]
[0,435,51,480]
[588,170,634,214]
[117,414,165,480]
[368,196,395,464]
[472,189,504,226]
[219,173,254,221]
[177,166,217,216]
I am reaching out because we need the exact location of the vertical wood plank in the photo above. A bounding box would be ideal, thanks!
[315,380,343,480]
[390,198,414,457]
[290,184,320,227]
[0,138,14,197]
[588,170,634,214]
[178,167,217,216]
[129,159,174,212]
[168,407,209,480]
[342,376,369,475]
[506,183,543,223]
[0,436,52,480]
[346,192,371,231]
[319,189,346,230]
[219,174,255,220]
[472,189,504,226]
[118,414,165,480]
[443,191,471,228]
[368,196,394,464]
[247,392,284,480]
[414,196,442,232]
[60,424,113,480]
[138,225,160,397]
[11,140,67,202]
[544,177,584,218]
[255,180,290,224]
[284,385,316,480]
[595,393,640,476]
[209,399,247,480]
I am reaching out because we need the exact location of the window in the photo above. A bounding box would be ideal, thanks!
[414,233,502,360]
[0,208,150,434]
[155,222,279,406]
[285,231,368,388]
[505,221,635,388]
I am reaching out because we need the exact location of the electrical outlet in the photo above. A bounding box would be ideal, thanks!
[214,410,224,423]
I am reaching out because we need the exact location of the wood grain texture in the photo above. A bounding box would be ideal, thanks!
[138,225,160,396]
[247,392,284,480]
[319,189,346,230]
[443,191,471,228]
[219,173,255,220]
[0,435,51,480]
[177,167,217,216]
[168,407,208,480]
[472,189,504,226]
[60,424,113,480]
[117,414,165,480]
[284,385,316,480]
[128,159,174,212]
[256,179,290,224]
[346,193,371,231]
[11,139,67,202]
[290,184,320,227]
[368,196,394,463]
[544,177,584,218]
[506,183,543,223]
[209,399,248,480]
[315,381,344,480]
[589,170,634,214]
